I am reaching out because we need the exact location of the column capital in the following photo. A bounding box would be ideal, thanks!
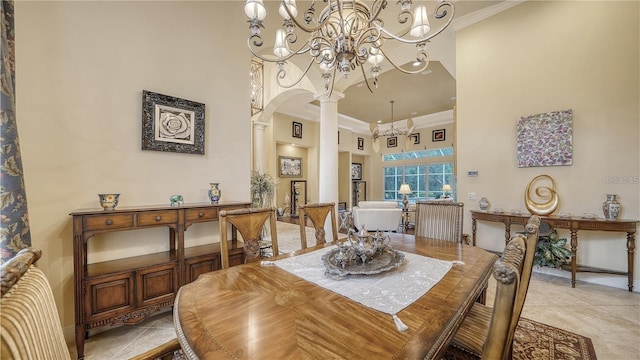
[252,121,269,130]
[314,91,345,103]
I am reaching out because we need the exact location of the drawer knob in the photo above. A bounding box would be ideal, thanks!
[105,219,113,225]
[156,216,162,221]
[199,212,204,217]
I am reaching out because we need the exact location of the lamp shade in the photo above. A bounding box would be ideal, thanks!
[441,184,452,192]
[409,5,430,38]
[245,0,267,20]
[398,184,412,195]
[273,29,291,58]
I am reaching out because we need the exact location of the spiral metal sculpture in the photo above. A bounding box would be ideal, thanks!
[525,175,559,216]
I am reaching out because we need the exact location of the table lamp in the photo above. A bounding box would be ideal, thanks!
[441,184,452,199]
[398,183,412,208]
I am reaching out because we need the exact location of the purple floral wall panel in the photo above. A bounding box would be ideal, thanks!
[517,109,573,168]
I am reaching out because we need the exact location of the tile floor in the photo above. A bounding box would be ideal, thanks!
[68,272,640,359]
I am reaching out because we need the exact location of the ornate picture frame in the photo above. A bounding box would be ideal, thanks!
[351,163,362,180]
[279,156,302,177]
[142,90,205,155]
[357,137,364,150]
[410,133,420,144]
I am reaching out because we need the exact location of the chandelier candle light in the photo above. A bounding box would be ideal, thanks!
[244,0,455,94]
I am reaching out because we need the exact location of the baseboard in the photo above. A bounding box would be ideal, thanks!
[532,266,639,293]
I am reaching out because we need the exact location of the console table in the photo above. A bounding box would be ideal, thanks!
[70,201,249,359]
[470,210,637,292]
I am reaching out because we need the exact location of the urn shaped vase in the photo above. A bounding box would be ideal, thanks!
[602,194,620,220]
[209,183,221,203]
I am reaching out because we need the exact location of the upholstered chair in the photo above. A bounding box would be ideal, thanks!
[414,201,465,243]
[1,248,71,360]
[219,207,279,269]
[298,202,339,249]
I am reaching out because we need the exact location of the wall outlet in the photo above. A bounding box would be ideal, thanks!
[467,192,477,200]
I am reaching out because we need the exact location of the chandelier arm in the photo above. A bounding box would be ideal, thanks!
[247,38,312,64]
[377,46,429,75]
[367,0,388,25]
[280,0,325,34]
[359,65,377,93]
[276,58,316,89]
[375,1,455,45]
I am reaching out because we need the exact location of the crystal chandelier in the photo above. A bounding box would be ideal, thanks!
[244,0,455,94]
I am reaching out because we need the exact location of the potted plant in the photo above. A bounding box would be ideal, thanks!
[534,229,572,268]
[250,171,276,208]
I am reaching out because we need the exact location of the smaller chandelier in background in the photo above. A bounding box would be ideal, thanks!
[244,0,455,95]
[370,100,416,152]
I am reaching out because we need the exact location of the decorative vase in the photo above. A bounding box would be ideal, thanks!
[98,193,120,210]
[479,197,489,211]
[602,194,620,220]
[208,183,221,203]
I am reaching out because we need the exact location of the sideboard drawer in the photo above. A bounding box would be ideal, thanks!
[185,208,218,222]
[84,214,135,231]
[137,210,178,226]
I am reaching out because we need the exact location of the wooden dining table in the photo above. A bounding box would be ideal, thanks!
[173,233,498,360]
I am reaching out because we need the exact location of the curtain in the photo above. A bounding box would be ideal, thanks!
[1,0,31,263]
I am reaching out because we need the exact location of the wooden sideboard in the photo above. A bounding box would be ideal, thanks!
[70,201,250,359]
[470,210,637,292]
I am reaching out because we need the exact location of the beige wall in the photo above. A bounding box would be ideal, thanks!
[15,1,251,336]
[457,1,639,290]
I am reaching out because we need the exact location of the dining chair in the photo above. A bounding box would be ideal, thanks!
[414,201,466,243]
[219,207,279,269]
[298,202,339,249]
[447,215,541,360]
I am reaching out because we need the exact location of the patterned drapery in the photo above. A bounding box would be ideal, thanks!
[1,0,31,263]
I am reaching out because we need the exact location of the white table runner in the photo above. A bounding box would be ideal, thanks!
[265,246,453,331]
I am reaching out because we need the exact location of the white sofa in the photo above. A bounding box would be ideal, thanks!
[351,200,402,232]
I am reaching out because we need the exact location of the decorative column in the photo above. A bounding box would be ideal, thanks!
[252,121,268,173]
[315,91,344,206]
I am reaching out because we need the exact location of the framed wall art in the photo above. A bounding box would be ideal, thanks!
[292,121,302,138]
[387,136,397,148]
[517,109,573,167]
[410,133,420,145]
[141,90,205,155]
[357,137,364,150]
[351,163,362,180]
[432,129,445,142]
[279,156,302,177]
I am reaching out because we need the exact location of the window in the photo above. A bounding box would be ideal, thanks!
[383,148,454,202]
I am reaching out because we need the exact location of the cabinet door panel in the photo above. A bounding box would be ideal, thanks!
[136,263,178,307]
[85,273,135,322]
[185,255,220,284]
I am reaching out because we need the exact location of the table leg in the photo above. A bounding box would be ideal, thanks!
[570,229,578,288]
[472,219,477,246]
[627,232,636,292]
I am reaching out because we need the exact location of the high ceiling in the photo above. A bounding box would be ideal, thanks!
[270,0,509,129]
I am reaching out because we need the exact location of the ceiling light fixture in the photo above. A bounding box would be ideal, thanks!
[369,100,415,152]
[244,0,455,95]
